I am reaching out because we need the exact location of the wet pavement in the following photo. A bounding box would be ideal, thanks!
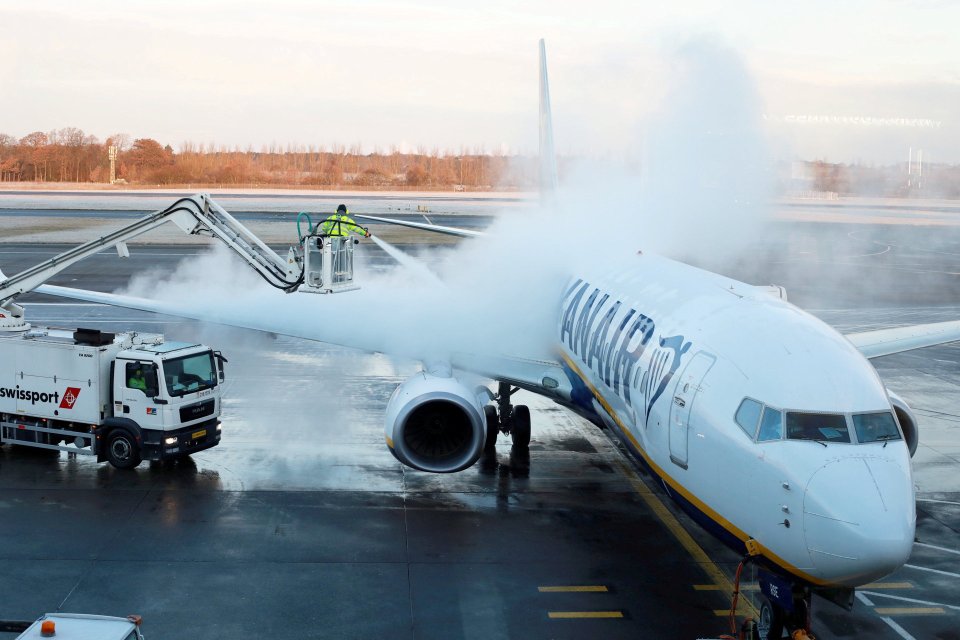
[0,304,739,639]
[1,213,959,639]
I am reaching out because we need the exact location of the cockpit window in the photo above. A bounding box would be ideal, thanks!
[786,412,850,443]
[735,399,762,437]
[757,407,783,441]
[853,412,901,444]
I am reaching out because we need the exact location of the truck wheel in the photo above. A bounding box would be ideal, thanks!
[106,431,142,469]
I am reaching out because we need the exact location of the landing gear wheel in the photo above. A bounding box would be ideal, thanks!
[483,405,499,451]
[511,405,531,448]
[106,431,142,470]
[756,595,785,640]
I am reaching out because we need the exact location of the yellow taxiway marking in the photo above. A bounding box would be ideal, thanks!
[548,611,624,619]
[862,582,913,590]
[538,585,609,593]
[694,583,759,591]
[874,607,944,616]
[714,604,762,617]
[613,459,759,618]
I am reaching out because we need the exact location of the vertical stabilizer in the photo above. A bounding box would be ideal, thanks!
[539,39,559,203]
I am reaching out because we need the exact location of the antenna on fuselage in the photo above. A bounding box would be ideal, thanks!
[539,38,559,206]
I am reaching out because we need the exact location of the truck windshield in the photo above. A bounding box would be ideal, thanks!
[163,351,216,397]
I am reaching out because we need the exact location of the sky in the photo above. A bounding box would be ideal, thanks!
[1,0,959,163]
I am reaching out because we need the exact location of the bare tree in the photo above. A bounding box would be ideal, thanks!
[20,131,48,180]
[106,133,131,153]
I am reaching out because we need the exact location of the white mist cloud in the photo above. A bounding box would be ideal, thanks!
[555,38,774,262]
[117,39,774,371]
[638,39,773,259]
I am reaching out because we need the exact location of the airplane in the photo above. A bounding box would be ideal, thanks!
[14,40,960,639]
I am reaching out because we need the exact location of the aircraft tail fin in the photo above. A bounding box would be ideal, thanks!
[539,38,559,203]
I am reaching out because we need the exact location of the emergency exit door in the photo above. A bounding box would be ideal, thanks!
[668,351,716,469]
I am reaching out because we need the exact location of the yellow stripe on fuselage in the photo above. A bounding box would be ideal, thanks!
[559,351,829,587]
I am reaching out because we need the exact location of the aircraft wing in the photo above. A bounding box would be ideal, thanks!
[34,284,565,396]
[450,351,570,397]
[37,283,341,341]
[846,321,960,359]
[353,214,484,238]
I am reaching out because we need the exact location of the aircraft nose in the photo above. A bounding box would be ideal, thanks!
[803,457,915,587]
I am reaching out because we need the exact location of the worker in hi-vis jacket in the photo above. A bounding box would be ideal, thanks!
[319,204,370,238]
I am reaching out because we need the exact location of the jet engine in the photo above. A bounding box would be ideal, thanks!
[887,389,919,457]
[384,372,488,473]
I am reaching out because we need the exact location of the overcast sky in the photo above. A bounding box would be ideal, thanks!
[1,1,958,162]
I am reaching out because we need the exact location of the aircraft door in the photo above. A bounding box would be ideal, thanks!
[668,351,716,469]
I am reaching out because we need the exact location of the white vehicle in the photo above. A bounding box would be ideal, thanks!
[0,326,225,469]
[16,42,960,638]
[7,613,144,639]
[0,178,348,469]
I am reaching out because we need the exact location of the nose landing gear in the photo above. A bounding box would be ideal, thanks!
[720,560,817,640]
[753,570,814,640]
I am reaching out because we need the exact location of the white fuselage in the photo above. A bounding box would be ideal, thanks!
[555,251,915,588]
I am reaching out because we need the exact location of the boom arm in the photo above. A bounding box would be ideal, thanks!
[0,194,299,329]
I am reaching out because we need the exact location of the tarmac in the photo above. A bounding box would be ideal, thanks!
[0,197,959,639]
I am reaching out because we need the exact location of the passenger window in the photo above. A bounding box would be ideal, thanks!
[852,412,901,444]
[757,408,783,441]
[786,412,850,443]
[735,399,762,437]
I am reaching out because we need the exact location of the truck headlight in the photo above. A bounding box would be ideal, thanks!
[164,436,178,445]
[216,423,222,432]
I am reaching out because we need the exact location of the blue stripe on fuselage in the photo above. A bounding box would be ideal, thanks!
[560,359,602,420]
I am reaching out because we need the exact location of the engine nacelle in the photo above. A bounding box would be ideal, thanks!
[887,389,919,457]
[385,372,487,473]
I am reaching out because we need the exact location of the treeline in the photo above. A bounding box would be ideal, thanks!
[5,129,960,196]
[1,129,106,183]
[800,160,960,199]
[0,129,538,189]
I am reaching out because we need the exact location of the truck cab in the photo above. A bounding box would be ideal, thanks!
[107,340,227,469]
[0,327,226,469]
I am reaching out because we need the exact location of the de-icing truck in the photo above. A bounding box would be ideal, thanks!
[0,193,365,469]
[0,326,226,469]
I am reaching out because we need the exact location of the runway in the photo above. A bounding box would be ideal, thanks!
[1,203,959,639]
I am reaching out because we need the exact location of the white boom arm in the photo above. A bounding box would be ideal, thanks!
[0,194,298,330]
